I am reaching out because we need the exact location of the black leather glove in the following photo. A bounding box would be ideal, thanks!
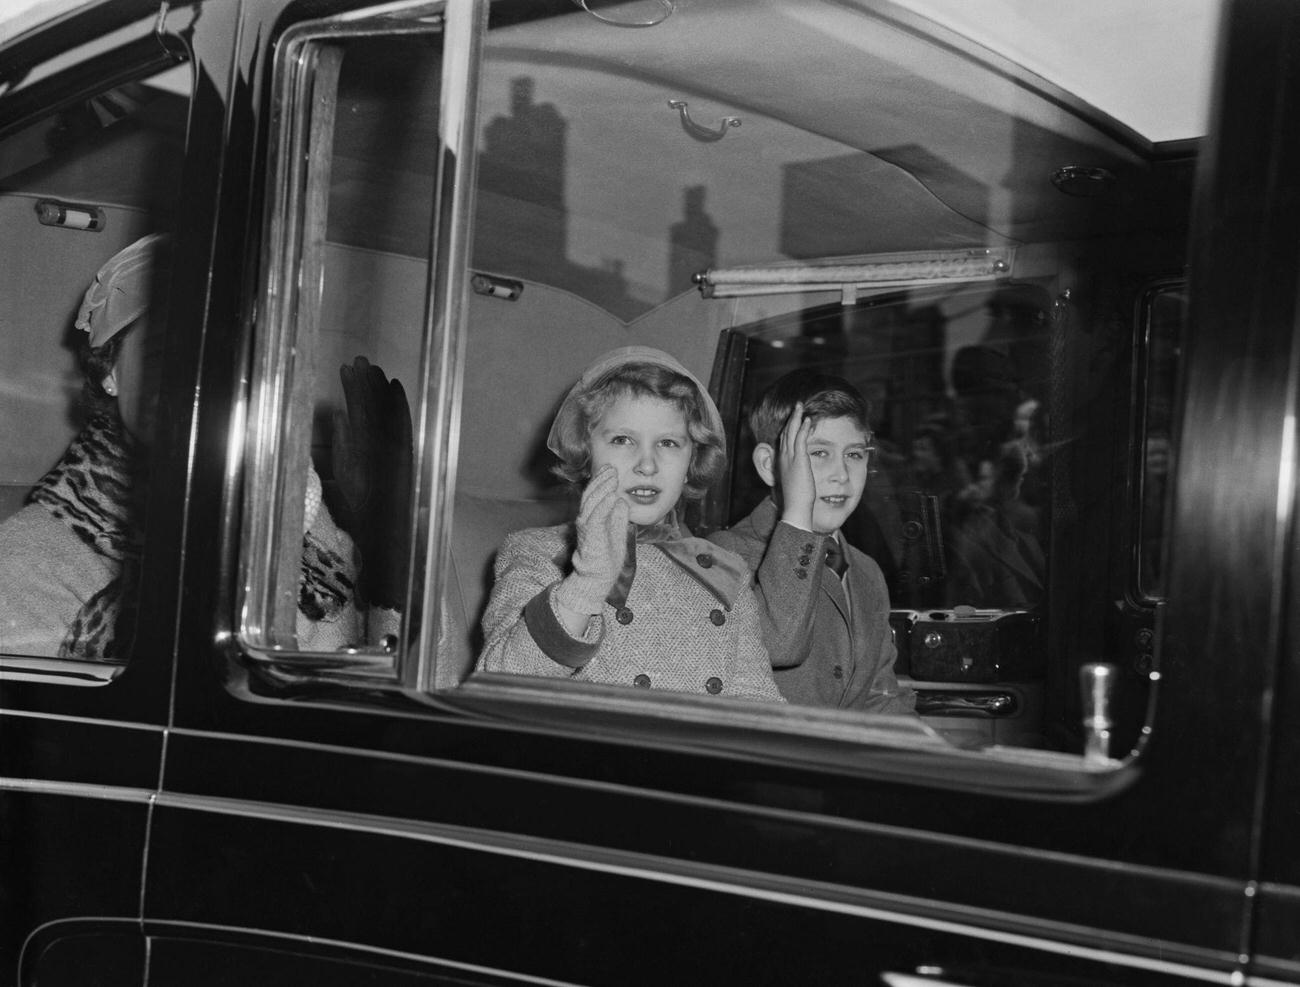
[331,356,414,611]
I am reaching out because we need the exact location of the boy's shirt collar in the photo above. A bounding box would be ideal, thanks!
[757,495,847,543]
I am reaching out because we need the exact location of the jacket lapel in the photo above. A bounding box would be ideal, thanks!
[821,568,851,624]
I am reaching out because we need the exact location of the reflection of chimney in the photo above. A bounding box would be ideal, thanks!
[668,184,718,296]
[511,77,533,115]
[479,75,568,261]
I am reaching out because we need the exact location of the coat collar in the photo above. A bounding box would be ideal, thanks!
[603,516,750,611]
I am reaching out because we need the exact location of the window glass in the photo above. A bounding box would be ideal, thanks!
[248,1,1217,768]
[437,0,1215,766]
[241,21,442,674]
[0,63,189,670]
[726,286,1056,748]
[731,285,1054,614]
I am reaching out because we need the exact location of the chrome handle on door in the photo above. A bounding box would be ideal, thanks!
[882,970,974,987]
[1079,661,1117,762]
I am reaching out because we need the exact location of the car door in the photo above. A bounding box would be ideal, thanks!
[0,1,215,983]
[131,0,1296,984]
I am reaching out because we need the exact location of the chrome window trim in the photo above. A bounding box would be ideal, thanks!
[237,0,487,690]
[0,657,127,687]
[1129,277,1186,605]
[448,674,1135,800]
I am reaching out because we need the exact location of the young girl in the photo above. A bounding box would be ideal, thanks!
[477,346,783,702]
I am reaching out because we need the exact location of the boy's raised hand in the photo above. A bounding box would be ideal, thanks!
[778,402,816,531]
[557,465,630,620]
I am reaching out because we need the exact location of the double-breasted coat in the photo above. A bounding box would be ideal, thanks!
[477,523,785,703]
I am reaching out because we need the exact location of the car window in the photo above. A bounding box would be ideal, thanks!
[718,276,1181,751]
[0,59,190,679]
[239,5,467,686]
[242,0,1214,780]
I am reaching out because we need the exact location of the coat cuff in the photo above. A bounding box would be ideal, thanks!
[523,584,602,668]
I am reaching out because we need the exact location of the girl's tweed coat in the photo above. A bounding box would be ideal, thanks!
[478,522,784,703]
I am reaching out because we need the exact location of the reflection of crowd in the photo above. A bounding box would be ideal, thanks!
[851,291,1055,611]
[944,423,1045,608]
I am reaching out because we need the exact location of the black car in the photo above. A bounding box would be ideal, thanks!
[1,0,1297,983]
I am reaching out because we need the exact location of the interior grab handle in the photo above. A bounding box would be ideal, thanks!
[667,99,741,141]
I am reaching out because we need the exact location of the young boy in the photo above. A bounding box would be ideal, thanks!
[709,370,915,713]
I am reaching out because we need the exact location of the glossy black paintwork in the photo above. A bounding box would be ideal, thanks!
[0,715,161,789]
[156,724,1244,957]
[2,0,1298,983]
[20,924,146,986]
[0,794,150,980]
[146,808,1220,987]
[146,935,536,986]
[1174,0,1300,980]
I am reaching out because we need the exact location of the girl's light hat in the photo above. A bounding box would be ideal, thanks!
[546,345,724,456]
[75,233,171,347]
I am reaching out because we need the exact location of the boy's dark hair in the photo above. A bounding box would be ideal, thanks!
[748,369,872,446]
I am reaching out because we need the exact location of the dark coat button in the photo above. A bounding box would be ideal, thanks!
[798,556,811,566]
[795,569,807,580]
[696,553,714,568]
[634,673,651,687]
[832,665,844,679]
[709,608,725,626]
[803,543,814,554]
[705,676,723,694]
[617,607,634,625]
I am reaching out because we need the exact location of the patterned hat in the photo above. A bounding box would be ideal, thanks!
[75,233,171,347]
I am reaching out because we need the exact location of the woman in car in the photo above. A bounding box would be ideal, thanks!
[0,234,398,659]
[477,346,783,701]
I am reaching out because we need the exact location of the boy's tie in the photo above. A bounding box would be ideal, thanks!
[825,540,848,579]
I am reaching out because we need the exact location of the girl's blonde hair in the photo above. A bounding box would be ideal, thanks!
[549,361,726,499]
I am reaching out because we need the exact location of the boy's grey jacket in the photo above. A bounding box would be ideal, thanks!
[477,523,784,703]
[709,497,916,714]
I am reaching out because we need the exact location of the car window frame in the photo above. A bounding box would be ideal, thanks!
[235,0,486,693]
[1130,276,1186,604]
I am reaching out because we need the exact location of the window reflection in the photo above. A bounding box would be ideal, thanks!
[733,284,1056,614]
[243,30,433,662]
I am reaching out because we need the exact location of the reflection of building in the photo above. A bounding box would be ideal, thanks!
[668,185,718,296]
[475,76,638,319]
[479,78,567,261]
